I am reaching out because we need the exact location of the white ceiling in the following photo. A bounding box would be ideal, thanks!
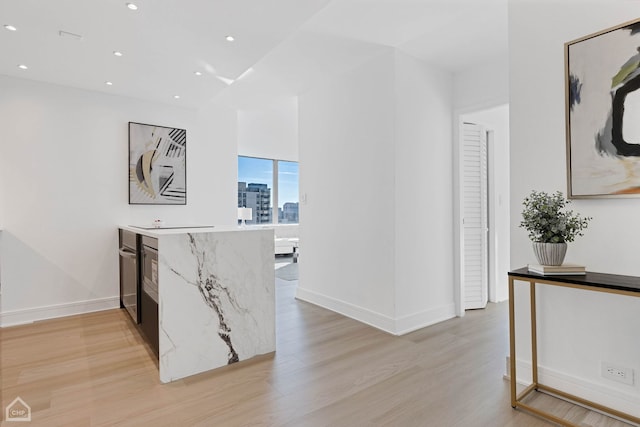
[0,0,508,109]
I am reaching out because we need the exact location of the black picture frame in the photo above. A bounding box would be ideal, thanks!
[128,122,187,205]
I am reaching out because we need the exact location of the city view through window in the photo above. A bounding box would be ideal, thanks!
[238,156,299,224]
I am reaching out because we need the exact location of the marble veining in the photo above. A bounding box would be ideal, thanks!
[190,233,242,364]
[199,275,240,364]
[157,229,275,383]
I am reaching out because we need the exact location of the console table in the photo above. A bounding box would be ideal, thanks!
[508,268,640,426]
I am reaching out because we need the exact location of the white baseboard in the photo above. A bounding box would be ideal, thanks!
[295,287,455,336]
[0,297,120,327]
[295,287,396,333]
[506,356,640,420]
[395,303,456,335]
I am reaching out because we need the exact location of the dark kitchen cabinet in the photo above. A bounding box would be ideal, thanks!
[140,236,159,358]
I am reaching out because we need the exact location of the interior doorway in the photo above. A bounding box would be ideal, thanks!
[455,104,510,315]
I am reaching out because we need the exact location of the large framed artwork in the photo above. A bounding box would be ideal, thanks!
[566,18,640,198]
[129,122,187,205]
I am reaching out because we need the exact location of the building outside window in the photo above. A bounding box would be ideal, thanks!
[238,156,298,224]
[238,157,273,224]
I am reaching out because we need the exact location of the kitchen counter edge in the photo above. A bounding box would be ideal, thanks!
[119,225,270,238]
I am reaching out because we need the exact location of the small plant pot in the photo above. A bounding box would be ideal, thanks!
[532,242,567,266]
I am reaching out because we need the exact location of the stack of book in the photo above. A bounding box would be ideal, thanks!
[527,263,586,275]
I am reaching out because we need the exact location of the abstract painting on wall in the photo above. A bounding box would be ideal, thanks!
[129,122,186,205]
[566,18,640,198]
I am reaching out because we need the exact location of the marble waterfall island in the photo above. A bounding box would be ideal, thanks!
[125,226,275,383]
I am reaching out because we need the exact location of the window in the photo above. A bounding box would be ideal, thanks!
[237,156,299,224]
[237,157,273,224]
[277,161,299,224]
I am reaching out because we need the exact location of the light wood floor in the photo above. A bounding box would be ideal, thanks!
[0,278,634,426]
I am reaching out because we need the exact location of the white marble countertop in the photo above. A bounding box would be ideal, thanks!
[119,225,267,238]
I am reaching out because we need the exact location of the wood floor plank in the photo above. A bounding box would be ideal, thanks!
[0,278,635,426]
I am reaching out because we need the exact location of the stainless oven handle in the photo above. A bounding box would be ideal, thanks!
[119,248,137,259]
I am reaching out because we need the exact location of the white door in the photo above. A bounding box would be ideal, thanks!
[462,122,488,310]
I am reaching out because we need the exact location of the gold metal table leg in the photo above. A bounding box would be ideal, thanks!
[508,276,516,408]
[530,279,538,387]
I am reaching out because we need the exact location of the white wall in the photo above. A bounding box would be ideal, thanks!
[510,1,640,415]
[237,96,299,161]
[0,75,237,326]
[454,56,509,112]
[297,49,456,334]
[0,171,4,226]
[297,50,397,329]
[394,51,456,331]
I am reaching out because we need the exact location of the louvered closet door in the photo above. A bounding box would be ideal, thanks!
[462,122,488,310]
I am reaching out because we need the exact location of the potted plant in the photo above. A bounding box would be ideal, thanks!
[520,190,592,265]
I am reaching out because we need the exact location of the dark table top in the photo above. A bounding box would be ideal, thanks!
[509,267,640,294]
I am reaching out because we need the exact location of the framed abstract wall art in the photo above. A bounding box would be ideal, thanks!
[566,18,640,198]
[129,122,187,205]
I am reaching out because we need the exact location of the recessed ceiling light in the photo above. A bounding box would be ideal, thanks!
[113,51,123,57]
[105,81,113,86]
[194,71,202,76]
[18,64,28,70]
[225,35,235,42]
[173,95,180,99]
[4,25,17,31]
[126,3,138,10]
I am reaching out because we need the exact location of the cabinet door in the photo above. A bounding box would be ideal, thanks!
[140,289,159,358]
[119,229,140,324]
